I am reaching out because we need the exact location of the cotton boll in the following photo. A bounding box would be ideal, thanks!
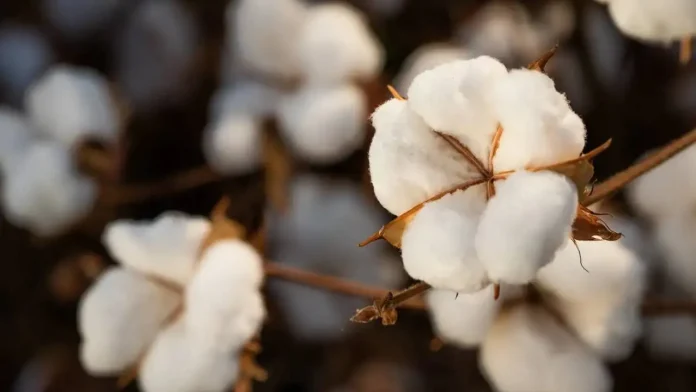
[0,26,53,107]
[406,57,507,161]
[0,107,34,174]
[202,115,263,175]
[231,0,307,79]
[209,81,282,120]
[2,141,97,237]
[401,189,489,292]
[480,305,611,392]
[186,240,265,352]
[26,65,118,146]
[115,0,199,111]
[604,0,696,43]
[426,286,501,348]
[645,315,696,361]
[139,321,239,392]
[42,0,121,38]
[78,268,180,375]
[103,212,211,287]
[369,99,482,215]
[476,171,577,285]
[492,69,586,172]
[653,215,696,297]
[276,84,366,165]
[393,44,471,94]
[297,3,384,84]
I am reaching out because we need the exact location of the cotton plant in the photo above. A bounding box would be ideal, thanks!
[0,65,120,236]
[266,175,404,341]
[78,211,267,392]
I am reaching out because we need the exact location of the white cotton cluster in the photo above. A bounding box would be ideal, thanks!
[0,65,120,236]
[597,0,696,43]
[41,0,122,39]
[79,211,266,392]
[115,0,199,112]
[266,175,404,341]
[0,26,53,107]
[370,56,584,289]
[392,44,472,94]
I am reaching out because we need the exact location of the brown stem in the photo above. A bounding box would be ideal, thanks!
[583,128,696,205]
[642,298,696,315]
[680,37,692,65]
[389,281,431,307]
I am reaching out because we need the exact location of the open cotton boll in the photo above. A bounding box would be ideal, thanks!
[0,107,34,174]
[2,141,97,237]
[276,84,366,165]
[401,189,489,292]
[393,44,471,94]
[115,0,199,111]
[42,0,121,38]
[231,0,306,79]
[602,0,696,43]
[369,99,483,215]
[78,267,180,375]
[0,26,53,107]
[480,305,611,392]
[203,115,263,175]
[209,81,282,120]
[476,171,577,285]
[491,69,586,172]
[103,212,211,287]
[645,315,696,361]
[297,3,383,84]
[426,286,501,348]
[26,65,118,146]
[139,321,239,392]
[406,57,507,161]
[653,215,696,297]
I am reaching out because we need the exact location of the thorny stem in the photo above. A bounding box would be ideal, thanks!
[583,127,696,206]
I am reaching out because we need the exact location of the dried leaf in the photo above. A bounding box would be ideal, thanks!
[351,305,381,323]
[527,44,559,72]
[381,307,399,326]
[572,205,622,241]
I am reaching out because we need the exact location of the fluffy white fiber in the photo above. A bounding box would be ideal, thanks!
[202,115,263,175]
[2,141,97,236]
[0,107,34,174]
[600,0,696,43]
[26,65,119,146]
[103,212,212,287]
[392,44,471,94]
[276,84,367,164]
[297,3,384,84]
[645,315,696,361]
[476,171,578,285]
[480,305,612,392]
[0,26,53,106]
[401,190,489,293]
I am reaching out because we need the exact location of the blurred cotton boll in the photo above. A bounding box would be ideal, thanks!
[392,43,471,94]
[115,0,199,112]
[203,116,264,175]
[42,0,122,39]
[0,107,34,176]
[0,26,54,107]
[598,0,696,43]
[267,175,404,341]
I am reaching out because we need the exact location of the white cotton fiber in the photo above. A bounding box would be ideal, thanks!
[185,240,265,352]
[645,315,696,361]
[26,65,118,147]
[0,107,34,174]
[103,212,211,287]
[604,0,696,43]
[393,43,471,94]
[42,0,121,38]
[230,0,307,79]
[2,141,97,237]
[653,215,696,297]
[480,305,611,392]
[476,171,577,285]
[0,26,53,107]
[297,3,384,84]
[202,115,263,175]
[401,190,489,292]
[491,69,586,172]
[406,56,507,161]
[276,84,366,165]
[139,320,240,392]
[78,267,180,375]
[369,98,483,215]
[426,286,501,348]
[209,81,282,120]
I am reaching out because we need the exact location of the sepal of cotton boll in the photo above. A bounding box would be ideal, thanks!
[490,69,586,172]
[2,141,97,236]
[202,115,264,175]
[602,0,696,43]
[297,3,384,84]
[42,0,121,39]
[480,305,612,392]
[26,65,118,147]
[276,84,366,165]
[368,99,482,215]
[0,26,53,107]
[0,107,34,175]
[139,320,240,392]
[653,215,696,297]
[401,189,489,292]
[475,171,578,285]
[645,315,696,361]
[209,82,282,120]
[103,212,212,287]
[116,0,199,111]
[406,57,507,160]
[78,268,180,375]
[231,0,307,79]
[393,44,471,94]
[184,240,266,352]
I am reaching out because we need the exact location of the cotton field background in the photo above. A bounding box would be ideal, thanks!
[2,0,696,391]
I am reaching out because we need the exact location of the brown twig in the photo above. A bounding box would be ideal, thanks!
[642,298,696,316]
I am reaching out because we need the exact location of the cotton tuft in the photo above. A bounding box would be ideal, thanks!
[203,115,263,175]
[600,0,696,43]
